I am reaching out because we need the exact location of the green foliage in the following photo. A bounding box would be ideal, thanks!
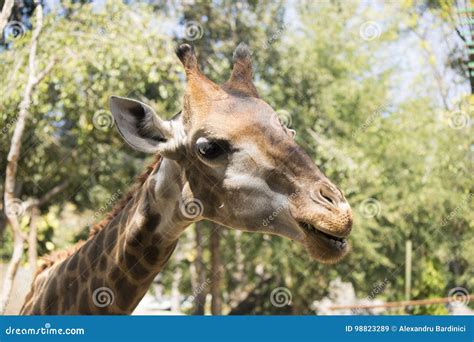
[412,259,448,315]
[0,0,471,315]
[1,1,183,255]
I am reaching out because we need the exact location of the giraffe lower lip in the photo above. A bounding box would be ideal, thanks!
[298,222,347,249]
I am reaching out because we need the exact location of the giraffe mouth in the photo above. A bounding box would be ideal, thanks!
[298,221,348,251]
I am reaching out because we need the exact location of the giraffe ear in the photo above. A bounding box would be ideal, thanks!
[109,96,175,154]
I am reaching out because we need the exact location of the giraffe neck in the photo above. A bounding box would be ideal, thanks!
[22,158,191,315]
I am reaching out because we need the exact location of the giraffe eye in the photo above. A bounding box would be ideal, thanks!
[196,137,229,159]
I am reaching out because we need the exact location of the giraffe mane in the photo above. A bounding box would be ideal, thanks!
[33,155,162,276]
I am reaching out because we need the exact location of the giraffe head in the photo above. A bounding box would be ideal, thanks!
[110,43,353,264]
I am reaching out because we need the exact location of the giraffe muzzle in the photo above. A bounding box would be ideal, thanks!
[290,180,353,262]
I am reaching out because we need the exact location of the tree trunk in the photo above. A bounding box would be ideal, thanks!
[0,214,6,238]
[0,230,24,313]
[170,267,182,313]
[0,0,14,35]
[28,206,39,274]
[229,230,247,308]
[191,222,208,315]
[210,223,222,315]
[0,3,55,314]
[469,58,474,94]
[0,182,23,239]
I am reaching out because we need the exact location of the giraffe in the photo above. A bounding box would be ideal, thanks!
[20,43,353,315]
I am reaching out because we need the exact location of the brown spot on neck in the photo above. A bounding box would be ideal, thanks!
[144,212,161,232]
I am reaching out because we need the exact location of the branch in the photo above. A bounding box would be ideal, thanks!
[33,58,56,87]
[0,0,14,36]
[0,2,46,315]
[28,207,39,274]
[410,29,450,111]
[36,180,70,208]
[4,3,45,201]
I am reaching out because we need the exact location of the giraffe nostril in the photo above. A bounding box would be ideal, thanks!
[321,192,335,206]
[311,183,341,209]
[320,189,338,208]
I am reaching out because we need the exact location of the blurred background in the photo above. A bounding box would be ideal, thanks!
[0,0,472,315]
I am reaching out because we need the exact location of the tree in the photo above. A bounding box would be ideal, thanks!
[1,2,57,314]
[210,223,222,315]
[0,0,14,35]
[0,0,183,312]
[190,222,208,315]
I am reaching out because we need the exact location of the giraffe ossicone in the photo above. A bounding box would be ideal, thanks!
[21,43,352,315]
